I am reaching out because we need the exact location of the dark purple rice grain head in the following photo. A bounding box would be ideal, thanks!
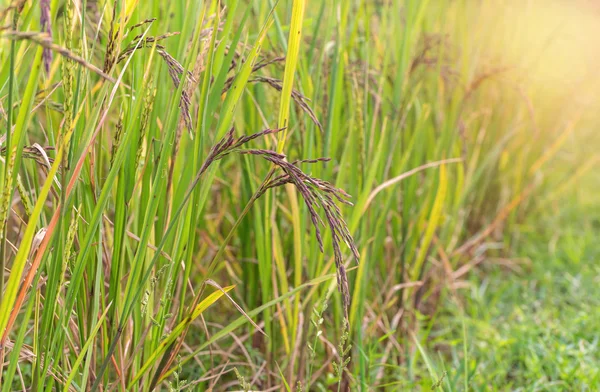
[201,127,359,318]
[40,0,52,75]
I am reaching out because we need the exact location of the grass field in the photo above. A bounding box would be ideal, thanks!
[409,175,600,391]
[0,0,598,390]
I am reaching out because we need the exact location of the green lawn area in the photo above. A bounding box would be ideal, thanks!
[418,182,600,391]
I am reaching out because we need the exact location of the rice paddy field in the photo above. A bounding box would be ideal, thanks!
[0,0,598,390]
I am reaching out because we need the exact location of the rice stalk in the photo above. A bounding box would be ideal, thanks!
[0,30,116,83]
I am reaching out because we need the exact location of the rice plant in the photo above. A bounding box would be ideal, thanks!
[0,0,597,390]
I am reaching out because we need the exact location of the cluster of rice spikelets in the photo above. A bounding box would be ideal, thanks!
[203,128,360,314]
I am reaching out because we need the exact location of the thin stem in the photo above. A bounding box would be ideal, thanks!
[0,9,19,312]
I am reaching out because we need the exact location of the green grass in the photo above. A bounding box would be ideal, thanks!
[408,175,600,391]
[0,0,598,390]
